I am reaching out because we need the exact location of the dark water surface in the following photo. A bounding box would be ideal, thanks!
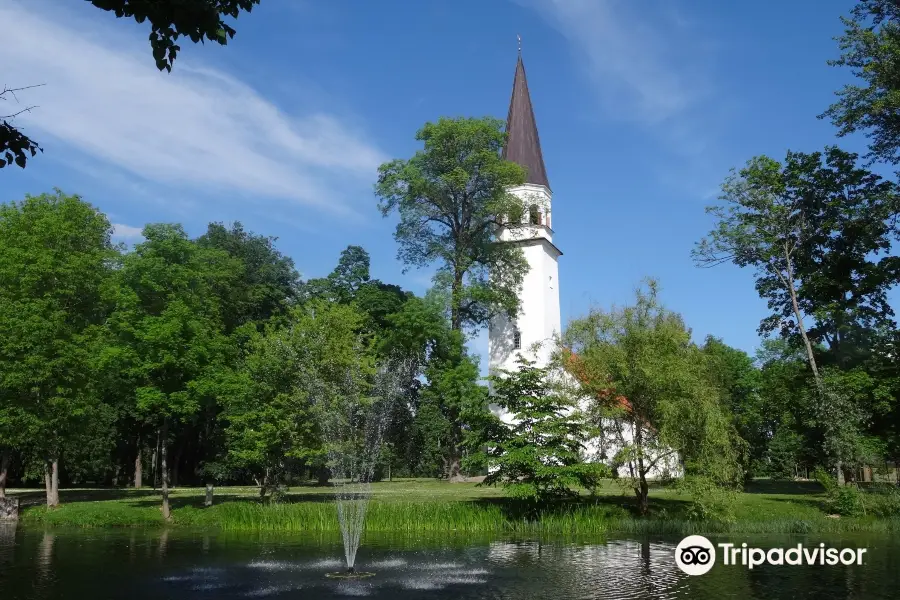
[0,525,897,599]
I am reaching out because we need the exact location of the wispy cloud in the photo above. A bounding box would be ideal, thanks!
[0,1,386,215]
[518,0,726,177]
[111,223,144,242]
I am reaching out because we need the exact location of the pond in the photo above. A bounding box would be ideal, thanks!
[0,527,897,599]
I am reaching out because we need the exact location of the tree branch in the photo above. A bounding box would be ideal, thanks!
[0,84,46,119]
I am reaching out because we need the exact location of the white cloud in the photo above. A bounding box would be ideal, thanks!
[111,223,144,242]
[519,0,722,160]
[0,2,386,215]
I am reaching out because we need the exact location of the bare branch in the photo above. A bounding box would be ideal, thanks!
[0,83,46,102]
[0,105,39,121]
[0,84,46,121]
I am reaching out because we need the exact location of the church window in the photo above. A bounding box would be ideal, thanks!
[529,204,541,225]
[513,329,521,350]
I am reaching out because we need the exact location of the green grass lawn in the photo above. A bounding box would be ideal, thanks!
[8,478,900,535]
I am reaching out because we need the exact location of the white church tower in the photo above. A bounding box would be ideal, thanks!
[488,49,562,422]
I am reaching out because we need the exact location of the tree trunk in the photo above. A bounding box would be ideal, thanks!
[317,466,330,486]
[134,441,142,489]
[783,250,849,486]
[44,459,59,508]
[387,462,392,483]
[160,422,170,521]
[633,423,649,515]
[44,462,51,505]
[50,458,59,507]
[0,452,9,498]
[450,269,464,332]
[151,431,159,490]
[783,248,822,390]
[637,477,649,515]
[259,471,269,499]
[447,453,462,481]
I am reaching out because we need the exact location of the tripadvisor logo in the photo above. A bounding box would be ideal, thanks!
[675,536,868,576]
[675,535,716,576]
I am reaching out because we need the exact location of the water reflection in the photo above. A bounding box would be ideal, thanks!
[0,523,16,573]
[33,532,55,600]
[0,530,896,599]
[488,539,684,599]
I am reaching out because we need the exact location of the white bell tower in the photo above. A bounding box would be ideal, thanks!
[488,50,562,420]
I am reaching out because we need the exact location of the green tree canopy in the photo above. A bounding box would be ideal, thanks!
[561,280,742,514]
[0,190,118,506]
[104,223,239,517]
[822,0,900,166]
[197,221,301,333]
[219,300,373,496]
[375,116,529,333]
[469,357,609,504]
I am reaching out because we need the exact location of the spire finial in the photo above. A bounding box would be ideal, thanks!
[517,34,522,55]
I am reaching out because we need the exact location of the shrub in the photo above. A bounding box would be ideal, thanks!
[812,467,866,517]
[864,485,900,517]
[830,485,865,517]
[813,466,838,494]
[678,475,739,523]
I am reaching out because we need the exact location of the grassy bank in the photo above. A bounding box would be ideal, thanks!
[11,479,900,535]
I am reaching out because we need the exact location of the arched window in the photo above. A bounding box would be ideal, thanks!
[529,204,541,225]
[513,329,522,350]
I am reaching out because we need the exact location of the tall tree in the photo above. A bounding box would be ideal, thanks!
[822,0,900,167]
[375,117,529,333]
[304,245,410,337]
[693,155,825,390]
[788,148,900,369]
[375,117,529,478]
[105,223,238,519]
[0,191,118,507]
[694,148,900,483]
[561,280,742,515]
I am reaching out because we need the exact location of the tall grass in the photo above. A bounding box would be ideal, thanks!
[18,482,900,536]
[197,501,900,536]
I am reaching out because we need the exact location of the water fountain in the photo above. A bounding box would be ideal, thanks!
[319,356,413,579]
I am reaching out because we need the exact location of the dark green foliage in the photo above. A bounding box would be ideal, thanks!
[375,117,529,333]
[0,87,42,169]
[90,0,261,72]
[197,221,300,332]
[218,301,373,496]
[765,428,805,480]
[470,357,608,503]
[822,0,900,166]
[418,331,487,479]
[701,336,767,478]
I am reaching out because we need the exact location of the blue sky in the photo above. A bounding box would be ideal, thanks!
[0,0,873,372]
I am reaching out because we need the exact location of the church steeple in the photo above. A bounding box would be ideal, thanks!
[502,47,550,190]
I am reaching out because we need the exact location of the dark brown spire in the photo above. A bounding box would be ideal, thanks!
[502,52,550,190]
